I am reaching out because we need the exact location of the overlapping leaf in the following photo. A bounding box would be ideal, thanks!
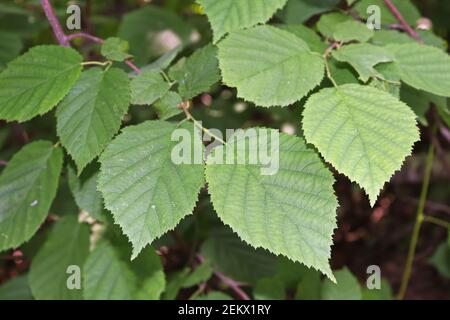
[0,141,63,251]
[302,84,419,206]
[332,43,393,82]
[205,129,338,280]
[387,43,450,97]
[197,0,288,42]
[98,120,204,258]
[0,45,82,122]
[130,70,169,105]
[218,25,324,107]
[56,67,130,172]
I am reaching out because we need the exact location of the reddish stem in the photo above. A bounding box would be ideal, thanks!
[66,32,104,44]
[40,0,69,46]
[383,0,422,42]
[196,254,250,300]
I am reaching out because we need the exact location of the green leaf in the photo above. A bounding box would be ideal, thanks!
[205,129,338,280]
[254,277,285,300]
[67,166,107,223]
[0,45,82,122]
[83,241,165,299]
[57,67,130,172]
[277,24,327,53]
[130,70,170,105]
[182,262,213,288]
[302,84,419,206]
[321,267,361,300]
[154,91,183,120]
[362,279,393,300]
[0,141,63,251]
[282,0,340,24]
[98,120,205,258]
[333,20,374,43]
[201,227,278,284]
[332,43,393,82]
[218,25,324,107]
[387,43,450,98]
[354,0,420,25]
[316,12,352,39]
[0,275,33,300]
[29,215,90,300]
[169,44,220,100]
[197,0,288,43]
[295,268,322,300]
[101,37,132,62]
[0,31,22,69]
[429,242,450,279]
[371,29,412,46]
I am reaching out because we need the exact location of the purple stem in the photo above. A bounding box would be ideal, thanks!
[383,0,422,42]
[196,254,250,300]
[40,0,69,46]
[66,32,104,44]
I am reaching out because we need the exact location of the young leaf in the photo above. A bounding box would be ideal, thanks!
[316,12,352,39]
[29,215,90,300]
[0,141,63,251]
[302,84,419,206]
[130,70,170,105]
[218,25,324,107]
[205,129,338,280]
[197,0,288,43]
[154,91,183,120]
[169,44,220,100]
[101,37,132,62]
[332,43,393,82]
[98,121,205,258]
[333,20,374,43]
[282,0,340,24]
[56,67,130,172]
[83,241,165,299]
[0,45,82,122]
[387,43,450,98]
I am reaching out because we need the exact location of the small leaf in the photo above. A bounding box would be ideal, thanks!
[317,12,352,39]
[169,44,220,100]
[205,129,338,279]
[83,241,165,299]
[98,120,205,258]
[303,84,419,206]
[0,45,82,122]
[333,20,374,43]
[101,37,132,62]
[130,70,170,105]
[57,67,130,172]
[0,31,22,69]
[332,43,393,82]
[154,91,183,120]
[29,215,90,300]
[197,0,288,42]
[0,141,63,251]
[218,25,324,107]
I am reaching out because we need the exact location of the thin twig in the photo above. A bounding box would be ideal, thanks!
[383,0,421,42]
[40,0,69,46]
[196,255,250,300]
[423,215,450,229]
[397,125,436,300]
